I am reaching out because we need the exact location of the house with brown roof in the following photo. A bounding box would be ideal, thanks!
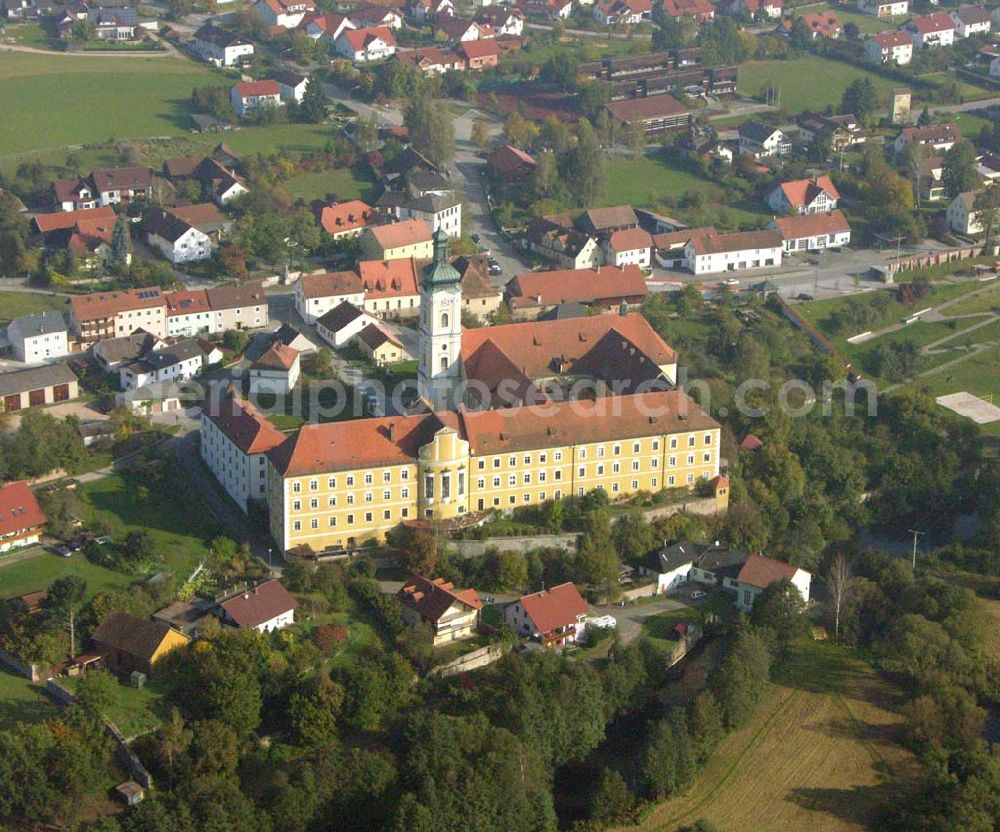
[254,0,316,28]
[593,0,652,25]
[506,264,648,319]
[51,167,152,211]
[394,45,464,74]
[524,217,601,270]
[453,255,503,321]
[318,199,376,239]
[487,144,537,179]
[408,0,455,20]
[355,323,406,365]
[436,15,491,41]
[476,6,523,35]
[219,579,298,631]
[161,155,248,205]
[0,481,46,552]
[950,5,991,37]
[200,393,286,510]
[295,270,366,324]
[733,553,811,612]
[603,94,691,136]
[769,209,851,253]
[458,36,499,69]
[249,342,301,394]
[359,257,422,317]
[685,229,783,275]
[602,227,654,268]
[361,219,433,261]
[348,2,403,28]
[505,582,588,647]
[144,208,213,265]
[316,301,378,347]
[766,176,840,215]
[892,122,960,154]
[91,611,190,677]
[398,575,482,644]
[661,0,714,20]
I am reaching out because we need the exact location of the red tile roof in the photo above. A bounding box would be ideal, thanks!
[33,205,116,234]
[357,322,403,350]
[320,199,375,234]
[367,219,432,250]
[358,257,420,298]
[776,175,840,209]
[0,481,46,538]
[458,37,500,59]
[661,0,714,18]
[202,395,286,454]
[220,579,298,628]
[908,11,953,34]
[508,264,647,309]
[299,270,364,299]
[399,574,482,623]
[341,25,396,50]
[798,10,840,36]
[517,582,587,634]
[872,31,912,47]
[70,287,164,323]
[736,553,802,590]
[488,143,537,175]
[235,80,281,98]
[772,209,850,240]
[165,289,211,318]
[607,227,654,253]
[253,342,299,371]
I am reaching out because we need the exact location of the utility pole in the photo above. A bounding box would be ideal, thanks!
[908,529,926,570]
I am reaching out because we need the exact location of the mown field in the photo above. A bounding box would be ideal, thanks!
[0,290,69,325]
[624,642,917,832]
[0,52,224,158]
[0,550,132,601]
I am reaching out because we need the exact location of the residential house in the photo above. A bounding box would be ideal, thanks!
[893,122,960,154]
[684,229,783,274]
[231,80,283,118]
[718,0,781,19]
[6,311,68,363]
[408,0,454,19]
[295,270,366,324]
[395,45,464,74]
[864,30,913,64]
[660,0,714,20]
[272,70,309,102]
[505,582,589,648]
[91,611,190,677]
[114,380,193,416]
[593,0,652,25]
[0,481,46,552]
[205,282,269,333]
[318,199,376,239]
[169,202,231,242]
[316,301,378,347]
[144,209,212,264]
[51,167,152,211]
[0,363,78,412]
[476,6,523,35]
[795,111,863,149]
[523,218,601,269]
[487,144,537,179]
[766,175,840,215]
[857,0,907,15]
[602,228,654,268]
[919,155,946,201]
[949,5,990,37]
[200,393,286,510]
[254,0,316,29]
[738,123,791,158]
[164,290,214,338]
[733,553,812,612]
[68,5,138,40]
[518,0,572,18]
[355,323,405,365]
[349,2,403,27]
[398,575,482,645]
[359,257,421,317]
[769,209,852,252]
[436,15,491,40]
[249,342,301,394]
[92,331,163,370]
[218,579,298,632]
[384,193,462,237]
[905,13,955,47]
[603,94,691,136]
[977,151,1000,181]
[69,287,168,342]
[640,540,701,593]
[120,338,219,391]
[797,11,841,38]
[335,25,397,61]
[653,226,716,269]
[458,37,499,70]
[162,155,248,205]
[68,216,122,273]
[453,255,503,321]
[301,11,354,42]
[506,264,648,318]
[360,219,434,260]
[947,190,984,235]
[255,323,315,356]
[192,23,254,66]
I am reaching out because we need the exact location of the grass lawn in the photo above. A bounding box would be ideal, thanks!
[65,675,171,738]
[4,21,59,49]
[0,549,132,601]
[0,291,69,325]
[0,668,60,726]
[737,56,905,115]
[641,607,695,651]
[291,592,382,671]
[907,341,1000,435]
[954,112,993,141]
[793,3,909,34]
[284,164,376,202]
[626,640,917,832]
[944,282,1000,316]
[0,51,223,159]
[603,155,768,227]
[77,472,218,586]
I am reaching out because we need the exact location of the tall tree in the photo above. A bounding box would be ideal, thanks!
[404,95,455,167]
[564,119,605,207]
[299,78,329,124]
[942,141,981,198]
[47,575,86,657]
[110,216,130,274]
[827,554,851,639]
[840,78,879,126]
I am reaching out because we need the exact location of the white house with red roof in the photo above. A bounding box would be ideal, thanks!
[318,199,376,240]
[0,481,46,552]
[301,12,355,43]
[766,175,840,215]
[905,12,955,47]
[718,0,781,19]
[254,0,315,28]
[602,227,654,268]
[200,394,286,510]
[249,342,301,394]
[219,579,298,632]
[398,575,482,644]
[593,0,652,25]
[408,0,455,20]
[857,0,907,16]
[949,5,990,38]
[863,30,913,65]
[334,25,397,62]
[768,209,852,253]
[505,582,589,648]
[661,0,715,21]
[231,80,282,118]
[733,553,811,612]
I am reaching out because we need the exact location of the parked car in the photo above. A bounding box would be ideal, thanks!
[471,233,481,245]
[56,546,72,558]
[722,277,739,287]
[487,258,502,275]
[690,590,707,600]
[797,293,814,301]
[479,246,491,257]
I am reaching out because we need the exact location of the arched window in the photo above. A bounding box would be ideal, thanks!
[440,356,449,371]
[441,312,449,328]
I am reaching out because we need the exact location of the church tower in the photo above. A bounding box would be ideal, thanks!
[418,229,463,411]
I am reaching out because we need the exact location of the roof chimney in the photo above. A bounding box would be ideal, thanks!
[389,422,396,441]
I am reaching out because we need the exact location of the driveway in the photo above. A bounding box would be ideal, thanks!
[590,594,693,646]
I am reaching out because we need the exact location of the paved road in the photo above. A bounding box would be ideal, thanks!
[591,594,693,645]
[524,21,653,39]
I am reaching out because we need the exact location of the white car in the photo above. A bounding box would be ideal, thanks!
[722,278,740,287]
[690,590,707,600]
[588,615,617,629]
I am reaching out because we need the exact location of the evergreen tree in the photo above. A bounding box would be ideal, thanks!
[110,216,130,274]
[299,78,329,124]
[942,141,981,198]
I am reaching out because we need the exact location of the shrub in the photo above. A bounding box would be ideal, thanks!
[313,623,348,656]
